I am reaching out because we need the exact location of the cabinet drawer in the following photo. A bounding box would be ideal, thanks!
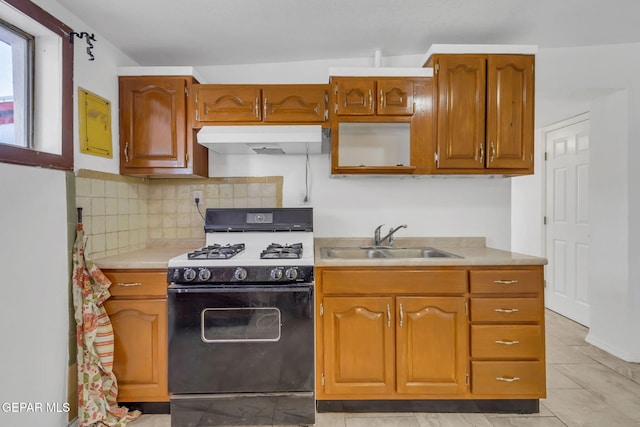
[103,270,168,298]
[321,269,468,294]
[470,269,542,294]
[471,361,545,396]
[471,298,542,322]
[471,325,542,359]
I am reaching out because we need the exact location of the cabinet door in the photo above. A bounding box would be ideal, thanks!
[396,296,468,395]
[377,79,414,116]
[194,85,262,122]
[322,296,395,395]
[262,85,328,123]
[434,55,486,169]
[486,55,534,170]
[104,298,169,402]
[334,78,376,115]
[119,77,188,170]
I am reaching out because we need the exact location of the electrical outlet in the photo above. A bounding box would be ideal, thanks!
[193,190,203,205]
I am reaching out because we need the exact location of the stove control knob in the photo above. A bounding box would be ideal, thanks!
[234,267,248,281]
[270,268,283,281]
[183,268,197,282]
[285,267,299,281]
[198,268,211,282]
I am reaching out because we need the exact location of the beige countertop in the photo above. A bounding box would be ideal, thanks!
[93,237,547,270]
[314,237,547,267]
[93,238,204,270]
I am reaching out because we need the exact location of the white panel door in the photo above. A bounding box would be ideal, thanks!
[545,115,590,326]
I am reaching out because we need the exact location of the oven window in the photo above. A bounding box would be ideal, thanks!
[201,308,281,343]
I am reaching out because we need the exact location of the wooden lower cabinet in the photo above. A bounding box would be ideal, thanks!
[322,296,395,395]
[316,265,546,402]
[471,361,545,395]
[469,267,546,398]
[103,270,169,402]
[317,268,469,399]
[396,296,467,395]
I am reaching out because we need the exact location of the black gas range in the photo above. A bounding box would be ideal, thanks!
[167,208,315,427]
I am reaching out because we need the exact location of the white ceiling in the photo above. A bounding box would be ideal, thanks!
[51,0,640,66]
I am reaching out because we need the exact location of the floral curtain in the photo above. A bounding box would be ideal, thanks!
[72,216,141,426]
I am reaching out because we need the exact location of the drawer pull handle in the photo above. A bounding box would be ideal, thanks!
[117,282,142,287]
[495,340,520,346]
[496,376,521,382]
[495,308,520,313]
[494,279,518,285]
[399,303,404,327]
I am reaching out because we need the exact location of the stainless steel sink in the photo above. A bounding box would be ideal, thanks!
[320,247,462,259]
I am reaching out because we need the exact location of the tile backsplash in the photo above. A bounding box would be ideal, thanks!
[75,170,282,259]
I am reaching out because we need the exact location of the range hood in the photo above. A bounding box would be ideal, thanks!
[196,125,330,155]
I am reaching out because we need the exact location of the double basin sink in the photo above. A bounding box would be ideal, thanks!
[320,246,462,260]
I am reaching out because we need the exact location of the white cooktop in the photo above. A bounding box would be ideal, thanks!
[168,232,315,268]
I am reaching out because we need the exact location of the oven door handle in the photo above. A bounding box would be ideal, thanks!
[169,284,313,294]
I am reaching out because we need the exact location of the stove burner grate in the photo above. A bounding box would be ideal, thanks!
[260,243,303,259]
[188,243,245,260]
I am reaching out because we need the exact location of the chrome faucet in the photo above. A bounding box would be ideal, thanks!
[373,224,407,247]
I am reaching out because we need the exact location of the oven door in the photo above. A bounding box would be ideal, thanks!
[168,284,314,394]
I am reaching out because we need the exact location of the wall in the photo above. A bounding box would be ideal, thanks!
[0,163,71,426]
[211,153,512,248]
[512,43,640,361]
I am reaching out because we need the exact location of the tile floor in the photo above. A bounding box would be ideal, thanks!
[130,310,640,426]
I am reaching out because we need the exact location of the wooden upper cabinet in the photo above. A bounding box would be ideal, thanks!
[431,53,534,174]
[193,84,329,125]
[118,76,207,177]
[333,77,414,116]
[334,78,375,115]
[262,85,328,122]
[486,55,534,170]
[194,85,261,122]
[377,79,414,116]
[434,55,486,169]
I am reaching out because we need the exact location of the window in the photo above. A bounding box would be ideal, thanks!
[0,0,73,170]
[0,18,33,149]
